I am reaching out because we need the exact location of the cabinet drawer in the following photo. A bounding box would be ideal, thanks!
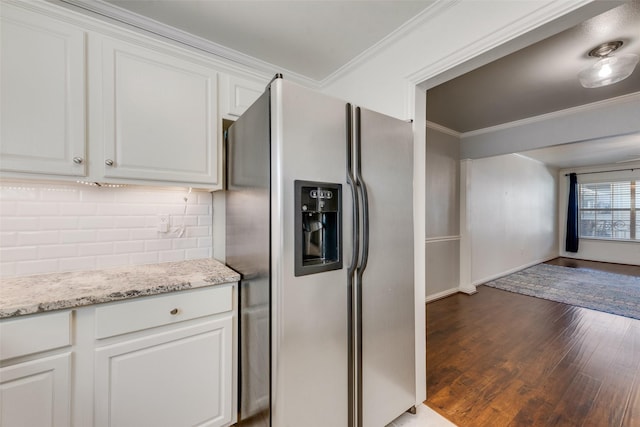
[95,285,232,339]
[0,311,72,361]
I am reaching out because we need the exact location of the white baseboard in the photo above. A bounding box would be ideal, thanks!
[425,288,459,303]
[458,286,477,295]
[471,255,558,287]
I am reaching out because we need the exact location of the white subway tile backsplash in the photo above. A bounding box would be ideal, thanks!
[40,187,79,202]
[0,246,38,262]
[0,185,39,201]
[60,230,97,244]
[60,202,98,216]
[1,232,18,247]
[130,229,158,240]
[198,215,212,226]
[16,259,58,276]
[144,239,172,251]
[197,192,212,204]
[78,243,113,257]
[96,204,125,216]
[0,262,16,277]
[96,254,129,269]
[186,226,210,238]
[59,256,96,272]
[38,244,78,260]
[78,216,116,229]
[97,229,130,242]
[197,237,212,248]
[186,205,210,215]
[114,216,148,228]
[130,252,159,265]
[17,231,59,246]
[172,238,198,250]
[186,247,210,260]
[17,202,59,216]
[80,189,116,203]
[114,241,145,254]
[0,182,214,278]
[0,201,17,216]
[40,217,79,230]
[159,250,185,263]
[0,217,39,231]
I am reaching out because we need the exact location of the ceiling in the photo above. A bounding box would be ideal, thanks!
[100,0,433,81]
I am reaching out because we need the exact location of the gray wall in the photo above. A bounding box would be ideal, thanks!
[425,125,460,300]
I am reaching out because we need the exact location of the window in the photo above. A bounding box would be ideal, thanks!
[579,180,637,241]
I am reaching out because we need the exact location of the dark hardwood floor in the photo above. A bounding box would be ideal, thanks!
[425,258,640,427]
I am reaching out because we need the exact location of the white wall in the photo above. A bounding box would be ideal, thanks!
[467,154,558,286]
[558,162,640,266]
[0,181,212,277]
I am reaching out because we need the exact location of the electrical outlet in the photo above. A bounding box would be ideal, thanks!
[158,214,170,233]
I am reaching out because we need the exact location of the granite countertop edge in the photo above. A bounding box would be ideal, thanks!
[0,258,241,319]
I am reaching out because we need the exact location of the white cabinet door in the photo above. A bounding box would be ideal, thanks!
[0,5,86,177]
[99,37,218,185]
[94,316,233,427]
[220,74,265,118]
[0,353,72,427]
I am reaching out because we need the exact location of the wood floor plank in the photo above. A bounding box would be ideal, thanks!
[426,259,640,427]
[545,372,602,426]
[622,371,640,427]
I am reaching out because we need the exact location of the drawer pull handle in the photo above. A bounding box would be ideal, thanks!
[170,308,179,315]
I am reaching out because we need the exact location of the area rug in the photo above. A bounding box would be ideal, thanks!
[483,263,640,320]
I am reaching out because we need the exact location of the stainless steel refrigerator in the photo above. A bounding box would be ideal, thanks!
[226,76,415,427]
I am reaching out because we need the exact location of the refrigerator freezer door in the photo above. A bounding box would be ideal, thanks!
[358,108,415,427]
[226,90,271,427]
[270,80,353,427]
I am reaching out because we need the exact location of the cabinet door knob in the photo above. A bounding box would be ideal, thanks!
[105,159,114,167]
[73,157,84,164]
[170,308,179,315]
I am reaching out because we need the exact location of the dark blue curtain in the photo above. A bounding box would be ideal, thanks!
[565,173,579,252]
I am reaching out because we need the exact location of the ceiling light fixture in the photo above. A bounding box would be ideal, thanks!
[578,41,638,88]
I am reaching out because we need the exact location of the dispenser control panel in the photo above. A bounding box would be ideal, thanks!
[294,180,342,277]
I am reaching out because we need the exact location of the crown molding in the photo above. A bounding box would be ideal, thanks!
[461,91,640,139]
[406,0,595,86]
[320,1,461,88]
[426,121,461,138]
[56,0,320,89]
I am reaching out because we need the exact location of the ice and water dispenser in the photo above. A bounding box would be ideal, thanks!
[294,180,342,276]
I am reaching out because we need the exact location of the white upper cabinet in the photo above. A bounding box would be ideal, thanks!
[1,1,272,188]
[220,74,266,118]
[0,4,86,177]
[98,37,218,185]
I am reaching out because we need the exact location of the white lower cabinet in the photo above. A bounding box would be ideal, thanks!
[0,311,73,427]
[0,285,236,427]
[0,353,72,427]
[94,317,233,427]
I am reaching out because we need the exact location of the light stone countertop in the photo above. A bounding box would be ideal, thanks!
[0,258,240,319]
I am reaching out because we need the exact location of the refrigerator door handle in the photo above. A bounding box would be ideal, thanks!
[355,107,370,275]
[346,103,360,279]
[346,103,359,427]
[354,106,370,427]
